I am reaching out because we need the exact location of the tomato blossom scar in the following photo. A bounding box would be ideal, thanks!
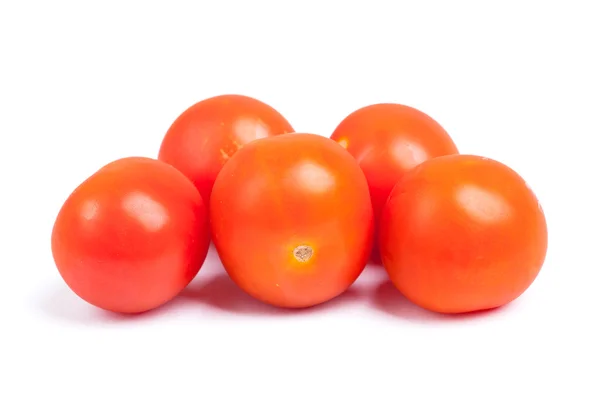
[293,245,313,262]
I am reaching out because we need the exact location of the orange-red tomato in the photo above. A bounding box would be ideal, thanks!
[379,154,548,314]
[51,157,210,313]
[210,133,374,308]
[158,94,294,203]
[331,103,458,260]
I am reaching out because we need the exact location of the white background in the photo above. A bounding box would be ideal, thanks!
[1,1,599,399]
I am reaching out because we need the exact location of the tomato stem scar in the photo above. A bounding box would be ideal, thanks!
[293,245,313,262]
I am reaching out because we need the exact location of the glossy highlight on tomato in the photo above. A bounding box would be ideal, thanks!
[158,94,294,203]
[331,103,458,260]
[210,133,374,308]
[379,154,548,314]
[51,157,211,313]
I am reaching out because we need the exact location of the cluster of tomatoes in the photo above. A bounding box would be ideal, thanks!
[51,94,548,315]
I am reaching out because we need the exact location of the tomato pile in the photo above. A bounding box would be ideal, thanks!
[51,94,548,315]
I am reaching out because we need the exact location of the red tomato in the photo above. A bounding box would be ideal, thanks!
[51,157,210,313]
[379,154,548,314]
[158,94,294,203]
[330,103,458,260]
[210,133,374,308]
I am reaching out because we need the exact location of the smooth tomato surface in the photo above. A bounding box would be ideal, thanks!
[51,157,210,313]
[158,94,294,203]
[331,103,458,260]
[379,154,548,314]
[210,133,374,308]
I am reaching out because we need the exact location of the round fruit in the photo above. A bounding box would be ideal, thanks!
[51,157,210,313]
[331,103,458,259]
[210,133,374,308]
[158,94,294,203]
[379,154,548,314]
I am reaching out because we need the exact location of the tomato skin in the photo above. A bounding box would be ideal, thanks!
[51,157,210,313]
[210,133,374,308]
[379,154,548,314]
[330,103,458,260]
[158,94,294,203]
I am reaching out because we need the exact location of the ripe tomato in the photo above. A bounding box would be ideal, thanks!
[51,157,210,313]
[158,94,294,203]
[379,154,548,314]
[210,133,374,308]
[330,103,458,260]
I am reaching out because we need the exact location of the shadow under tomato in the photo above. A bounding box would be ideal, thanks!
[370,280,508,323]
[181,273,363,316]
[34,281,194,325]
[369,247,383,266]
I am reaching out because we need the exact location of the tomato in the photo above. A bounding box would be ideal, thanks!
[379,154,548,314]
[330,103,458,260]
[51,157,210,313]
[210,133,374,308]
[158,94,294,203]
